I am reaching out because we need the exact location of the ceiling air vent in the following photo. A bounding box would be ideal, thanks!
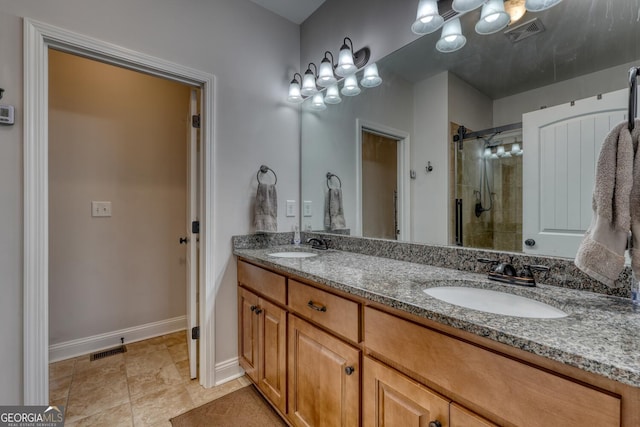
[504,18,546,43]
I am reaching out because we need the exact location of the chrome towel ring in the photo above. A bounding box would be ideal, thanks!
[326,172,342,189]
[257,165,277,185]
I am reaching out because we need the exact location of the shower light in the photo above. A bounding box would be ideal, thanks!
[452,0,487,13]
[475,0,510,35]
[361,63,382,88]
[301,63,319,97]
[525,0,563,12]
[412,0,444,35]
[309,92,327,111]
[286,73,304,104]
[341,74,361,96]
[324,84,342,104]
[436,18,466,53]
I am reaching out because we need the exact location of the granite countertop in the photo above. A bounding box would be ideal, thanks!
[234,244,640,388]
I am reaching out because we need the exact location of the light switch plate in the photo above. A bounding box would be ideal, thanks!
[286,200,296,217]
[303,201,312,217]
[92,201,112,217]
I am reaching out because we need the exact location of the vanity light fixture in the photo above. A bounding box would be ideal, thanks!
[361,63,382,88]
[309,92,327,111]
[317,51,337,87]
[525,0,562,12]
[452,0,487,13]
[341,74,361,96]
[475,0,511,35]
[301,63,319,97]
[287,73,304,104]
[436,18,466,53]
[411,0,444,35]
[336,38,358,77]
[324,84,342,104]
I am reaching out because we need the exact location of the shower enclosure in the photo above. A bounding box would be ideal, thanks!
[450,123,523,252]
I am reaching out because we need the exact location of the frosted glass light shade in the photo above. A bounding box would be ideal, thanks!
[496,145,506,157]
[436,19,466,53]
[309,93,327,111]
[341,74,361,96]
[483,147,492,158]
[301,71,318,96]
[525,0,562,12]
[287,80,304,104]
[475,0,510,34]
[511,142,521,154]
[324,84,342,104]
[452,0,487,13]
[361,63,382,88]
[317,58,337,87]
[411,0,444,35]
[335,46,357,77]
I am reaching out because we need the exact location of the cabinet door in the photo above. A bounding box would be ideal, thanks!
[363,357,450,427]
[238,287,259,382]
[259,298,287,414]
[288,315,360,427]
[450,404,498,427]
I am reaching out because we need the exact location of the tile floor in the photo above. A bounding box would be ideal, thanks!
[49,331,251,427]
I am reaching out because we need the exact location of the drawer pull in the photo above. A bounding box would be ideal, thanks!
[307,300,327,312]
[428,421,442,427]
[344,366,355,375]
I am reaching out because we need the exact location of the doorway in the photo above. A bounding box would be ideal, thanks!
[24,19,215,404]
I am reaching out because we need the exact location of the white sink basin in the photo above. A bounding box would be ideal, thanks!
[268,251,317,258]
[423,286,568,319]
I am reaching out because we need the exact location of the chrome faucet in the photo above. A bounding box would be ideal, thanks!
[477,258,550,287]
[306,237,329,250]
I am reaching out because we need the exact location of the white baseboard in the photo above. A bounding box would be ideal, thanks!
[214,357,244,386]
[49,316,187,362]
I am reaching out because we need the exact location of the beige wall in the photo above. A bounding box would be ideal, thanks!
[48,50,190,345]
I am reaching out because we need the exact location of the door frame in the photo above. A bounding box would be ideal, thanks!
[23,18,216,403]
[356,119,410,241]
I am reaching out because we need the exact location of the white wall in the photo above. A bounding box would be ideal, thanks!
[0,0,299,403]
[48,50,190,345]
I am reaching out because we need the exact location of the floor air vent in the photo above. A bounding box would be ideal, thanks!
[90,345,127,361]
[504,18,545,43]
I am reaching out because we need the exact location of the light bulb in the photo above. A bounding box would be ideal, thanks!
[483,148,492,158]
[341,74,361,96]
[317,57,336,87]
[475,0,510,34]
[361,63,382,88]
[309,93,327,111]
[301,70,318,97]
[335,45,357,77]
[436,18,466,53]
[411,0,444,35]
[324,84,342,104]
[496,146,506,157]
[286,80,304,104]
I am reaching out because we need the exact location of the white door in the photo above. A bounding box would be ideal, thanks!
[186,89,199,379]
[522,89,627,257]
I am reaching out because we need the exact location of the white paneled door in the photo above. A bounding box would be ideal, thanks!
[522,89,627,257]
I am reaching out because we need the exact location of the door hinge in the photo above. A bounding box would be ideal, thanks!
[191,220,200,234]
[191,326,200,340]
[191,114,201,129]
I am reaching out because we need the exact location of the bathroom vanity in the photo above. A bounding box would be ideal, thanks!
[234,244,640,427]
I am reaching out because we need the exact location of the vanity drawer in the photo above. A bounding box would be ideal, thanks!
[364,307,621,427]
[238,260,286,305]
[288,280,359,343]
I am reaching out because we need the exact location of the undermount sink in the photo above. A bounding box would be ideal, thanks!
[423,286,568,319]
[267,251,317,258]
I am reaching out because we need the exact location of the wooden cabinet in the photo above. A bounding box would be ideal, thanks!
[288,315,360,427]
[238,287,287,414]
[363,356,450,427]
[450,404,498,427]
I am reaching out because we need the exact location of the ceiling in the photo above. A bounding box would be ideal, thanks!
[250,0,325,24]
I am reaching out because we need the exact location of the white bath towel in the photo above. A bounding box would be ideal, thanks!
[324,188,346,230]
[575,120,640,287]
[254,183,277,232]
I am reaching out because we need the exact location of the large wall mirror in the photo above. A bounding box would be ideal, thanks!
[301,0,640,259]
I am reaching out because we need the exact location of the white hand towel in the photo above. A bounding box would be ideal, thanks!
[324,188,346,230]
[254,183,277,232]
[575,120,639,287]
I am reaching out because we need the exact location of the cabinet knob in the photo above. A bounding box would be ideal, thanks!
[344,366,355,375]
[524,238,536,247]
[428,421,442,427]
[250,305,256,312]
[254,308,263,315]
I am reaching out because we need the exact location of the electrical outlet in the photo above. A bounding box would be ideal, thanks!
[286,200,296,217]
[92,201,112,217]
[303,201,312,217]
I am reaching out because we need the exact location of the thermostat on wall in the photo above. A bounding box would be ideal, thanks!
[0,105,14,125]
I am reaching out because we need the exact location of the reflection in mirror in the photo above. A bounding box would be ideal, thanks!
[301,0,640,258]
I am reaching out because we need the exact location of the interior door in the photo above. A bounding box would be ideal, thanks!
[186,88,199,379]
[522,89,627,257]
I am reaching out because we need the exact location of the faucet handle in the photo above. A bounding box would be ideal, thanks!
[519,264,550,280]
